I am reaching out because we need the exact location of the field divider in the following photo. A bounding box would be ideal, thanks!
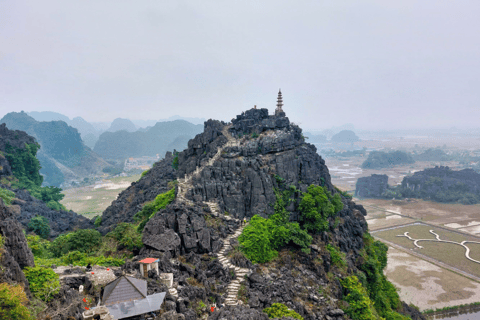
[373,235,480,284]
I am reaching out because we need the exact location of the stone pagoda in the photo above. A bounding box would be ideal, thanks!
[275,89,286,117]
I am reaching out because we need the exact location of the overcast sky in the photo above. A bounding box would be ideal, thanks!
[1,0,479,130]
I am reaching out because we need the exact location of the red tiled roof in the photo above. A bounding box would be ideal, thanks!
[138,258,157,264]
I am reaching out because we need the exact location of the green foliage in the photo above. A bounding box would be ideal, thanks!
[141,169,150,178]
[340,276,379,320]
[263,303,303,320]
[0,187,15,206]
[48,229,102,257]
[274,174,285,185]
[134,188,175,231]
[4,142,65,210]
[358,233,409,320]
[0,283,33,320]
[27,216,50,239]
[24,266,60,302]
[94,215,102,227]
[5,142,43,188]
[26,235,50,258]
[251,132,259,139]
[108,222,143,250]
[423,301,480,315]
[172,153,179,170]
[239,182,312,263]
[326,244,346,268]
[361,151,414,169]
[49,233,72,257]
[65,229,102,253]
[298,185,343,233]
[238,215,278,263]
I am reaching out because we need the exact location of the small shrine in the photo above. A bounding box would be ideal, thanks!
[138,257,159,277]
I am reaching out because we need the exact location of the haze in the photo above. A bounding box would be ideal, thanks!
[1,0,479,131]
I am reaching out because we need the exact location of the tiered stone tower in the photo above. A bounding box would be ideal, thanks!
[275,89,285,117]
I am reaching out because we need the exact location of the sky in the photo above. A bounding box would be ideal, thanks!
[1,0,479,131]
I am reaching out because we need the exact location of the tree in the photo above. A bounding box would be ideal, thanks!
[298,185,343,233]
[27,215,50,239]
[0,283,32,320]
[238,215,277,263]
[24,267,60,302]
[66,229,102,253]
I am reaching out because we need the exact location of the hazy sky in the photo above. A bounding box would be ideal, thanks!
[1,1,479,130]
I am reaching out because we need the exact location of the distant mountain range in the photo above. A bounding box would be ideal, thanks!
[1,112,110,187]
[93,120,203,160]
[27,111,206,149]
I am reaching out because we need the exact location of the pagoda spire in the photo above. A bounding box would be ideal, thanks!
[275,89,285,116]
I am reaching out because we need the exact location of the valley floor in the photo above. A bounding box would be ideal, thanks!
[60,174,141,219]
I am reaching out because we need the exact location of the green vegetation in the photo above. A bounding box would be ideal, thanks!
[0,283,33,320]
[141,169,150,178]
[24,266,60,302]
[172,153,179,170]
[263,303,303,320]
[109,223,143,250]
[341,233,409,320]
[361,151,414,169]
[27,216,50,239]
[27,229,126,268]
[94,215,102,227]
[423,301,480,315]
[0,187,15,205]
[298,185,343,233]
[134,187,175,231]
[239,180,346,264]
[3,142,66,210]
[326,244,346,268]
[239,183,314,264]
[340,276,379,320]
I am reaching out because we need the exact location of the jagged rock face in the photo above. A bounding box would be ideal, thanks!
[0,122,37,152]
[142,202,238,257]
[177,119,227,179]
[0,199,34,295]
[229,108,292,137]
[179,111,332,220]
[99,152,177,234]
[11,189,94,238]
[355,174,389,198]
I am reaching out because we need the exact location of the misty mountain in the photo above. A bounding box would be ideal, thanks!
[106,118,137,133]
[1,111,110,187]
[28,111,102,148]
[28,111,70,123]
[330,130,360,143]
[93,120,203,160]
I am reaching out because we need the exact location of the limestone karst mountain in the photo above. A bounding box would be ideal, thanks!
[0,123,95,236]
[97,106,424,319]
[106,118,137,133]
[1,111,111,187]
[93,120,203,160]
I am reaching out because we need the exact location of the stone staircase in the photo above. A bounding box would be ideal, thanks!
[217,224,250,306]
[175,125,249,305]
[176,124,238,208]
